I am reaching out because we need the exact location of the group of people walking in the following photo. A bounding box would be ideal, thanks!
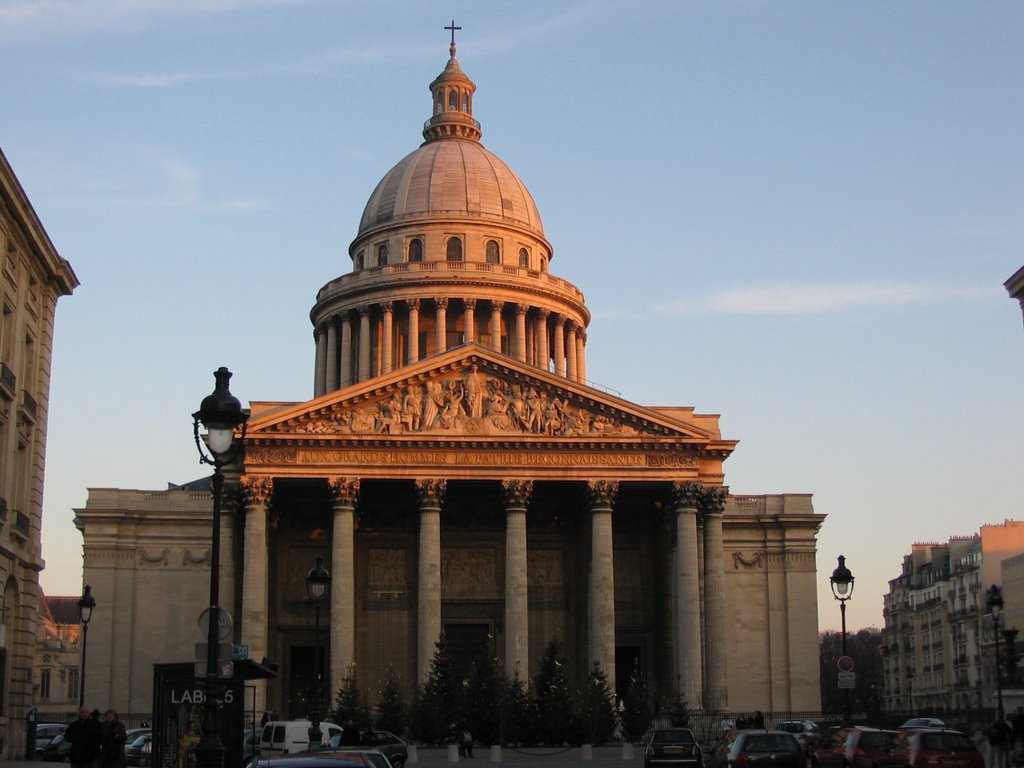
[66,706,129,768]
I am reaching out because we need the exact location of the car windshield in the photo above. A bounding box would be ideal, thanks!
[743,736,799,753]
[858,733,890,748]
[653,730,695,744]
[920,734,974,751]
[777,724,802,734]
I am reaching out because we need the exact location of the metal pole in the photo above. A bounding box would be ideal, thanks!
[995,616,1005,721]
[197,466,226,768]
[78,622,89,708]
[841,599,850,726]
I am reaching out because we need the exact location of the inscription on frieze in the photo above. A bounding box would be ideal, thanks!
[293,449,650,468]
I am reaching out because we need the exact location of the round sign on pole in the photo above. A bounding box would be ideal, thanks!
[198,607,233,641]
[837,655,855,673]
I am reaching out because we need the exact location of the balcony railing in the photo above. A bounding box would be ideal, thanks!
[0,362,14,399]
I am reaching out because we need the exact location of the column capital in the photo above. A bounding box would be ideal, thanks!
[407,298,420,311]
[358,305,371,318]
[536,307,550,319]
[464,297,477,310]
[415,478,447,507]
[700,485,728,516]
[241,475,274,507]
[436,297,449,310]
[502,479,534,509]
[671,481,703,512]
[587,480,619,510]
[515,302,529,316]
[381,301,393,313]
[329,478,360,507]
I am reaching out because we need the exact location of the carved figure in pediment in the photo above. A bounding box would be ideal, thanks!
[463,364,484,418]
[351,408,376,433]
[423,380,444,428]
[438,380,464,429]
[379,395,403,434]
[401,385,423,431]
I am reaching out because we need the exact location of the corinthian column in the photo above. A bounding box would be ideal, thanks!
[502,479,532,680]
[490,301,503,352]
[436,298,448,354]
[515,304,528,362]
[536,310,550,372]
[702,486,729,710]
[671,481,703,708]
[464,299,476,343]
[407,299,420,365]
[553,315,565,377]
[566,325,578,381]
[416,479,446,682]
[314,324,328,397]
[329,478,359,693]
[240,475,273,714]
[381,302,394,375]
[358,306,371,382]
[326,319,339,392]
[588,479,618,693]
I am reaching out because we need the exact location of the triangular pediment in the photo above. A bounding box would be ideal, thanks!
[247,345,718,446]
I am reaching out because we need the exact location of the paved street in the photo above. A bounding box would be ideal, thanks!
[1,745,638,768]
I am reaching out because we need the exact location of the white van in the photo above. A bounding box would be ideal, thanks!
[259,720,343,756]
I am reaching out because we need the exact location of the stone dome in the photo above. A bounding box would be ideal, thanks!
[357,139,545,240]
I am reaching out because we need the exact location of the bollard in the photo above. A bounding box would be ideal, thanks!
[581,744,593,761]
[623,743,634,760]
[407,745,418,764]
[448,745,461,763]
[490,745,502,762]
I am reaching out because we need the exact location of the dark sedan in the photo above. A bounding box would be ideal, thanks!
[706,731,804,768]
[41,733,72,762]
[247,754,387,768]
[645,727,703,768]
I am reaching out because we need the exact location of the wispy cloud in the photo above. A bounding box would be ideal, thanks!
[0,0,319,42]
[655,281,992,316]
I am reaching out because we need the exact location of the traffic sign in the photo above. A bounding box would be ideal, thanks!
[837,655,855,673]
[198,607,233,642]
[838,671,856,689]
[233,643,250,661]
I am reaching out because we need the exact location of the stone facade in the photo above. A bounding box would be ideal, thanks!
[74,43,825,721]
[0,146,78,757]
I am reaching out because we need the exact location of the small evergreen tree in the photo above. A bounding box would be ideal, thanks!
[376,664,405,736]
[578,662,617,746]
[620,662,652,742]
[331,663,371,731]
[410,634,458,745]
[462,637,502,745]
[500,671,531,746]
[666,688,689,728]
[531,639,576,745]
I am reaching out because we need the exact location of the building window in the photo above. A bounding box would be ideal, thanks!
[446,238,463,262]
[408,238,423,263]
[486,240,500,264]
[540,256,547,272]
[377,244,389,266]
[67,668,79,700]
[354,251,364,270]
[448,90,459,110]
[518,248,529,268]
[40,667,51,699]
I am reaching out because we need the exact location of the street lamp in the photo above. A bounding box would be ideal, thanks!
[76,585,96,708]
[305,555,331,749]
[830,555,855,726]
[987,584,1005,720]
[193,367,248,768]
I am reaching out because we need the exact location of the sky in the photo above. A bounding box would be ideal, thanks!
[1,0,1022,634]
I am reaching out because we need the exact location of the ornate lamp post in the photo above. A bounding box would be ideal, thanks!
[987,584,1005,721]
[830,555,855,725]
[76,585,96,708]
[305,555,331,749]
[193,367,248,768]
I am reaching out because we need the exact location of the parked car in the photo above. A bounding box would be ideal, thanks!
[372,731,407,768]
[776,721,821,753]
[35,724,67,755]
[811,726,900,768]
[261,720,343,756]
[706,731,804,768]
[126,732,153,767]
[898,718,946,731]
[317,749,392,768]
[886,729,983,768]
[247,754,386,768]
[41,733,72,762]
[645,727,703,768]
[243,728,259,763]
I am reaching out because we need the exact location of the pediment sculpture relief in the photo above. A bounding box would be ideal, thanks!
[286,365,646,438]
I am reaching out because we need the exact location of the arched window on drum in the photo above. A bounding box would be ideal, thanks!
[486,240,500,264]
[408,238,423,263]
[447,237,463,262]
[518,248,529,269]
[377,244,389,266]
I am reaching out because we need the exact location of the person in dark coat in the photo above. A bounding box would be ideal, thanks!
[66,706,102,768]
[100,709,128,768]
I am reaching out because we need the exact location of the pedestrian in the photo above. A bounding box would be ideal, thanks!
[100,709,128,768]
[65,706,102,768]
[736,715,747,730]
[753,712,765,729]
[720,715,734,735]
[459,728,474,758]
[1012,708,1024,752]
